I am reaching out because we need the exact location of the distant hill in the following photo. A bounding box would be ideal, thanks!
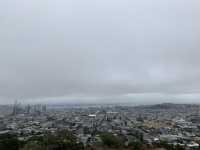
[135,103,199,110]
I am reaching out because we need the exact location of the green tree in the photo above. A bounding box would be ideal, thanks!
[22,141,45,150]
[100,133,123,148]
[22,130,84,150]
[0,134,19,150]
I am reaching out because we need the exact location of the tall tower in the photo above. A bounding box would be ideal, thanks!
[42,105,47,113]
[12,100,18,116]
[25,104,31,114]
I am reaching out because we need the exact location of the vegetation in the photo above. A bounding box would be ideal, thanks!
[0,134,19,150]
[99,133,123,148]
[22,141,45,150]
[0,130,84,150]
[23,130,84,150]
[0,131,186,150]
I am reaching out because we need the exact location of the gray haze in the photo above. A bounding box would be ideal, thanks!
[0,0,200,104]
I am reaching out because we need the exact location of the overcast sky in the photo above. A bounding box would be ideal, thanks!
[0,0,200,104]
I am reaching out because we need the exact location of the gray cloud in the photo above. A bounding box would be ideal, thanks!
[0,0,200,104]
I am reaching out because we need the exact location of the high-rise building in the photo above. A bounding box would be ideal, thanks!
[25,104,31,114]
[42,105,47,113]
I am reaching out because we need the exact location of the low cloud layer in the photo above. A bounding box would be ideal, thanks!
[0,0,200,104]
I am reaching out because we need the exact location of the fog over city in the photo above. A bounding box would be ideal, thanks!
[0,0,200,104]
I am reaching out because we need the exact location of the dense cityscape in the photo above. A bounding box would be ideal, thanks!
[1,0,199,149]
[0,102,200,150]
